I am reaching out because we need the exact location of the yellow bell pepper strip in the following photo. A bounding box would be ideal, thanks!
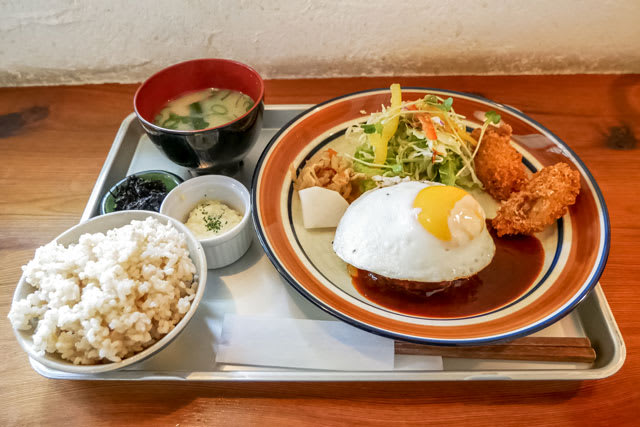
[369,84,402,165]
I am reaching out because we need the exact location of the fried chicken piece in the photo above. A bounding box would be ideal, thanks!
[492,162,581,236]
[472,124,528,200]
[293,149,364,202]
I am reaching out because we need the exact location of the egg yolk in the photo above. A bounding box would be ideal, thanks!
[413,186,485,245]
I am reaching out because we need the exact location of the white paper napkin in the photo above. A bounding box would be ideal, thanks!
[215,314,443,371]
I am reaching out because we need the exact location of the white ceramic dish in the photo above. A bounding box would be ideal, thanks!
[160,175,252,269]
[10,210,207,374]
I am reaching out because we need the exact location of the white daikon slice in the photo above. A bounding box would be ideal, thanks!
[298,187,349,229]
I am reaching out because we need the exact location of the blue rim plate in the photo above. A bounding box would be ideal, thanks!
[251,88,609,345]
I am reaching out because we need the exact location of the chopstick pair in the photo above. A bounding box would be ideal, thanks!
[394,337,596,363]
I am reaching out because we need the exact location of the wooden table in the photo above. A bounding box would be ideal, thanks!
[1,76,639,426]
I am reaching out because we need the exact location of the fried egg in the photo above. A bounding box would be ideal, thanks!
[332,181,495,282]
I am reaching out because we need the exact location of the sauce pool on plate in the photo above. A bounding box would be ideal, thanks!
[351,223,545,318]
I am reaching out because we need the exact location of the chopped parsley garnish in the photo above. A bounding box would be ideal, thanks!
[201,209,224,232]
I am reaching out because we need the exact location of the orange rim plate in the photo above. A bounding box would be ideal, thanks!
[251,88,610,345]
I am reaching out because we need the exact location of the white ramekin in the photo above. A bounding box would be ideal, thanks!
[160,175,252,269]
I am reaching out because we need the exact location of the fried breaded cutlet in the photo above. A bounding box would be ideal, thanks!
[492,162,581,237]
[472,124,528,200]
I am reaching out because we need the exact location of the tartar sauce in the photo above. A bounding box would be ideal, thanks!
[185,200,242,239]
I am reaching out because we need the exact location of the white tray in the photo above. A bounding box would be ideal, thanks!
[29,106,625,381]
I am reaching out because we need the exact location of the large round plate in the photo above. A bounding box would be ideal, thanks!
[251,88,610,345]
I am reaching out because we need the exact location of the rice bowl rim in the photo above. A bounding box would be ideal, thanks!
[10,210,208,374]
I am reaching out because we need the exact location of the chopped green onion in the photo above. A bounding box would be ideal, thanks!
[210,104,228,115]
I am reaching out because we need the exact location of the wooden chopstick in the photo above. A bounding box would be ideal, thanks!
[478,337,592,347]
[394,337,596,363]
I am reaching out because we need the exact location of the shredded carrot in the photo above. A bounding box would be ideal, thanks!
[417,114,438,141]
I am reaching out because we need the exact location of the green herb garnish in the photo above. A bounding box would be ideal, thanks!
[201,209,224,232]
[361,123,384,134]
[485,110,501,124]
[438,97,453,112]
[424,95,453,112]
[425,95,438,103]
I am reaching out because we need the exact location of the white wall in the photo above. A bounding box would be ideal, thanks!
[1,0,639,86]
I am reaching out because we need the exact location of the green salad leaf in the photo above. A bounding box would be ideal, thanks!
[361,123,384,134]
[346,93,483,189]
[435,155,460,186]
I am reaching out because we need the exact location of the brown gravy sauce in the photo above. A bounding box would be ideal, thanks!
[351,223,545,318]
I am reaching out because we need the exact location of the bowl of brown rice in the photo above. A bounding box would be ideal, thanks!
[8,210,207,373]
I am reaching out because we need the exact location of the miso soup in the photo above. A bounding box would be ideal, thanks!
[154,88,254,131]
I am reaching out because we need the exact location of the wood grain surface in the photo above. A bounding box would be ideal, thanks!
[1,76,639,426]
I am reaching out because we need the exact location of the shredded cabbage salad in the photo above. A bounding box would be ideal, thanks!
[345,85,500,192]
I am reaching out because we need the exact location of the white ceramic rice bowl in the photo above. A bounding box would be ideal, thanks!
[10,210,207,374]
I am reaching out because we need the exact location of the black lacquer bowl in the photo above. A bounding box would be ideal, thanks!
[134,58,264,175]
